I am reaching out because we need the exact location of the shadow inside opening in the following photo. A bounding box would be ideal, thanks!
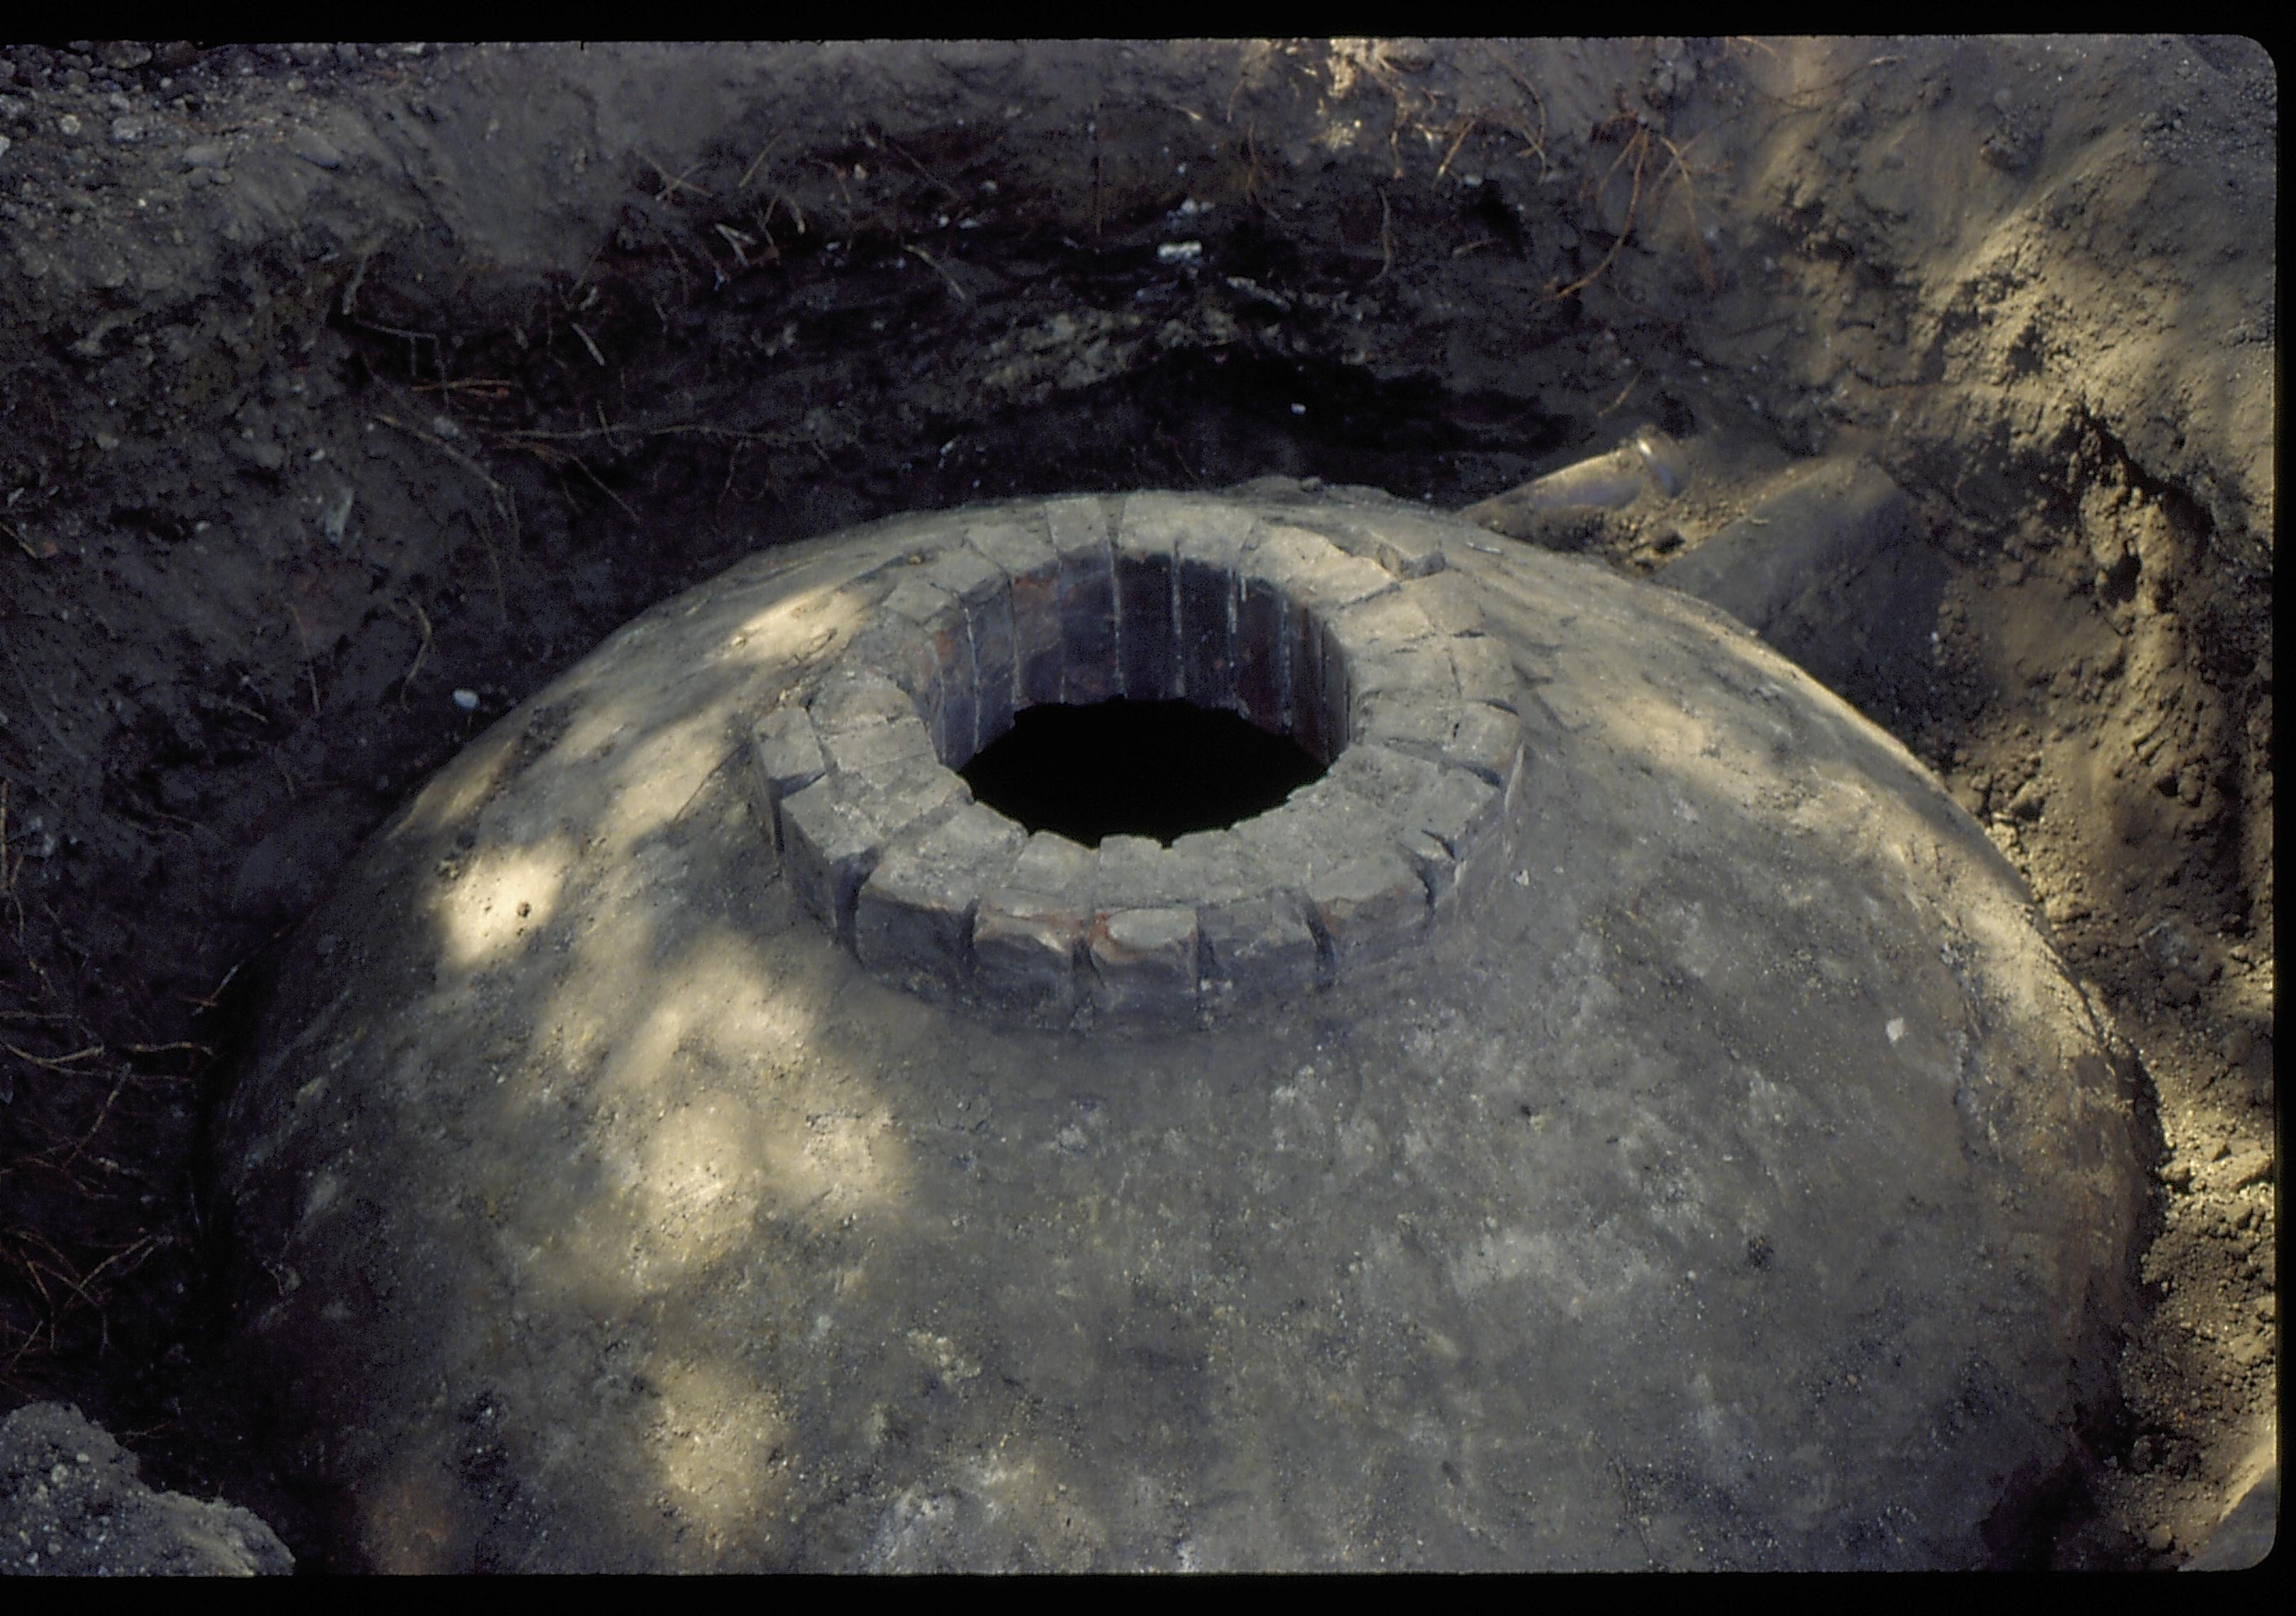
[959,698,1327,848]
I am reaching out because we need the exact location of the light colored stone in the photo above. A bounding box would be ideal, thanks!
[854,803,1025,984]
[1306,848,1430,970]
[1198,890,1322,1001]
[780,776,882,942]
[748,705,825,850]
[974,887,1090,1009]
[1088,905,1200,1020]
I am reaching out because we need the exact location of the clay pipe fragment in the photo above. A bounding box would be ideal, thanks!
[1461,425,1689,533]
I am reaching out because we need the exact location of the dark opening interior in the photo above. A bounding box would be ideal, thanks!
[960,699,1327,847]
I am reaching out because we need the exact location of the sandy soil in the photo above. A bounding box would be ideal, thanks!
[0,38,2273,1569]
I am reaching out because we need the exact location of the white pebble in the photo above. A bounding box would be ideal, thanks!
[452,689,480,712]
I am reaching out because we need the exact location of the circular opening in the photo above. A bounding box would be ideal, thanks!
[959,697,1326,846]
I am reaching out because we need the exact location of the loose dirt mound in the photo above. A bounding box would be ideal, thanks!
[0,38,2274,1568]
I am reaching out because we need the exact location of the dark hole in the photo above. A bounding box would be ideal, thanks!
[960,699,1325,847]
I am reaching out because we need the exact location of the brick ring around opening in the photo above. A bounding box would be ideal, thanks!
[746,492,1527,1025]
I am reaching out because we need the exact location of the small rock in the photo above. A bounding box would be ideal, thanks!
[2146,1522,2174,1554]
[180,141,227,169]
[2043,893,2089,926]
[2219,1148,2271,1191]
[453,689,480,712]
[227,436,286,473]
[2222,1026,2253,1064]
[96,41,153,70]
[110,117,144,145]
[290,129,342,169]
[57,112,81,138]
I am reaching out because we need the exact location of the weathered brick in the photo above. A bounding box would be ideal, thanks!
[969,518,1065,710]
[1177,554,1237,712]
[1230,779,1395,887]
[1448,634,1520,712]
[1048,500,1118,705]
[852,803,1024,983]
[1306,507,1453,579]
[1169,830,1276,902]
[1332,591,1439,654]
[974,889,1089,1011]
[1011,830,1096,895]
[1287,606,1339,763]
[879,574,960,629]
[749,706,826,851]
[1346,642,1458,703]
[928,635,979,765]
[1114,542,1178,704]
[1233,568,1291,733]
[869,582,973,761]
[922,544,1006,613]
[818,709,940,783]
[1402,569,1490,637]
[1326,740,1447,813]
[1306,848,1430,972]
[1279,545,1396,617]
[1198,890,1322,1002]
[780,778,881,946]
[964,515,1058,580]
[1094,834,1183,910]
[1088,907,1200,1022]
[809,668,917,734]
[967,585,1019,758]
[1444,704,1524,787]
[839,617,945,708]
[1044,494,1115,561]
[1174,507,1259,709]
[922,548,1014,757]
[1355,692,1461,763]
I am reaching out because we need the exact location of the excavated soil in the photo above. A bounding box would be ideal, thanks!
[0,38,2274,1569]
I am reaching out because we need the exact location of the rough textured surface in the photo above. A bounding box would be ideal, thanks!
[0,1403,291,1576]
[2178,1440,2278,1571]
[214,490,2146,1571]
[765,493,1521,1020]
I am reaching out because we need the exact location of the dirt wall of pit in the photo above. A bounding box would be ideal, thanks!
[0,38,2275,1568]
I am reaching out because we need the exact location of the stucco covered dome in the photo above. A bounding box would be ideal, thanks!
[215,483,2144,1570]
